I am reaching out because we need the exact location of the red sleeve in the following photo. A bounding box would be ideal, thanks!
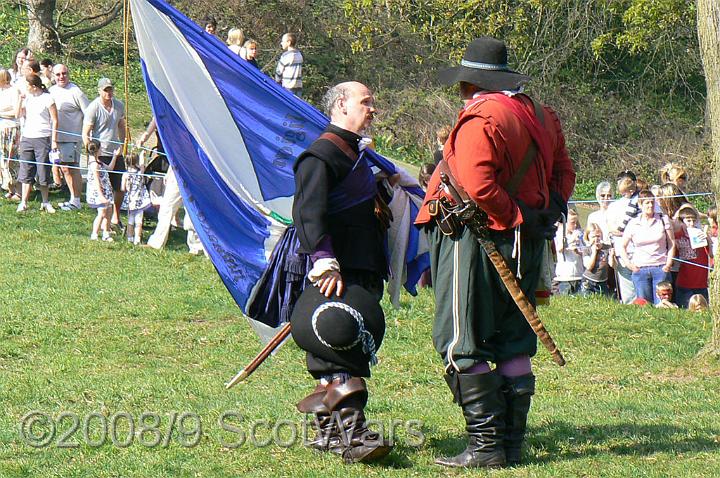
[545,107,576,202]
[452,116,522,230]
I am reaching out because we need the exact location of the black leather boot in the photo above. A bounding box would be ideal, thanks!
[323,377,392,463]
[297,383,341,454]
[435,370,507,468]
[503,373,535,466]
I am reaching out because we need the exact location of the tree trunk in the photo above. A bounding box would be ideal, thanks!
[697,0,720,355]
[27,0,61,54]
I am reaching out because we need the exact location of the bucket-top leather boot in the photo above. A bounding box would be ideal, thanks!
[297,383,342,454]
[323,377,392,464]
[503,373,535,466]
[435,370,507,468]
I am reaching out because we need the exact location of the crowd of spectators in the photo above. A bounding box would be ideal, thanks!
[0,18,306,252]
[0,46,193,251]
[548,164,713,311]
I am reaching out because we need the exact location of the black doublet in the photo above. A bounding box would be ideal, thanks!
[292,124,388,378]
[292,124,387,278]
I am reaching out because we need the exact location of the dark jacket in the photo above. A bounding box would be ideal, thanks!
[292,124,387,277]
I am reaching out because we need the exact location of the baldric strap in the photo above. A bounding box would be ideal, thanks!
[319,132,358,162]
[504,96,545,197]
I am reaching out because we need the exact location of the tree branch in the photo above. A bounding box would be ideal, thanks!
[60,1,120,29]
[60,3,121,41]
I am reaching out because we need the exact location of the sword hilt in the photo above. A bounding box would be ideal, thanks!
[439,172,465,206]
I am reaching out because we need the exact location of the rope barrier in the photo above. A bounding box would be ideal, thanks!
[1,127,167,179]
[671,256,715,272]
[54,127,167,156]
[0,153,166,179]
[2,124,167,156]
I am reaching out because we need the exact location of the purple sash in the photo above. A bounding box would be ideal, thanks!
[327,152,377,214]
[248,148,378,328]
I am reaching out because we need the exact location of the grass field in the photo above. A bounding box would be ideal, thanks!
[1,194,719,478]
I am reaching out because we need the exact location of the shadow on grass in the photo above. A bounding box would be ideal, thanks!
[370,445,415,469]
[528,421,720,463]
[428,421,719,465]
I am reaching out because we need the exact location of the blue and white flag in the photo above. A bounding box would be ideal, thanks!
[130,0,429,331]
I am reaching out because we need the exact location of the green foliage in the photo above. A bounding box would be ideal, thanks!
[0,3,29,67]
[0,1,712,192]
[590,0,702,97]
[570,180,599,202]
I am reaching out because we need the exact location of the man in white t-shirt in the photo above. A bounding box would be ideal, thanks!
[50,64,89,211]
[82,77,126,227]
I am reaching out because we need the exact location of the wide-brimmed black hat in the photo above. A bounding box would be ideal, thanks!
[291,284,385,372]
[438,37,530,91]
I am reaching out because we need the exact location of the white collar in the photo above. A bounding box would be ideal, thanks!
[473,86,525,99]
[358,137,372,151]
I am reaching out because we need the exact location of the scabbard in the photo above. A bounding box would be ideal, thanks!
[477,235,566,366]
[225,322,293,389]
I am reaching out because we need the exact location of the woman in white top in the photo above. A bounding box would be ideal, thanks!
[9,47,33,85]
[0,69,20,200]
[226,28,245,56]
[15,74,58,213]
[586,181,613,244]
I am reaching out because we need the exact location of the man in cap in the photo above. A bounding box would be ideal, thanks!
[415,37,575,468]
[82,77,126,228]
[290,81,392,463]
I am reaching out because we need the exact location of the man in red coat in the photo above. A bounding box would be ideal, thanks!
[416,37,575,468]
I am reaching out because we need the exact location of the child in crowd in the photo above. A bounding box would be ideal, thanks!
[580,223,611,296]
[433,125,452,165]
[553,209,584,295]
[674,204,711,308]
[688,294,709,312]
[85,142,115,241]
[607,170,640,304]
[418,163,435,190]
[704,206,718,261]
[655,281,678,308]
[243,39,259,68]
[121,152,151,244]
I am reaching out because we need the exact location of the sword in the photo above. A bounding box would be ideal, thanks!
[439,170,566,367]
